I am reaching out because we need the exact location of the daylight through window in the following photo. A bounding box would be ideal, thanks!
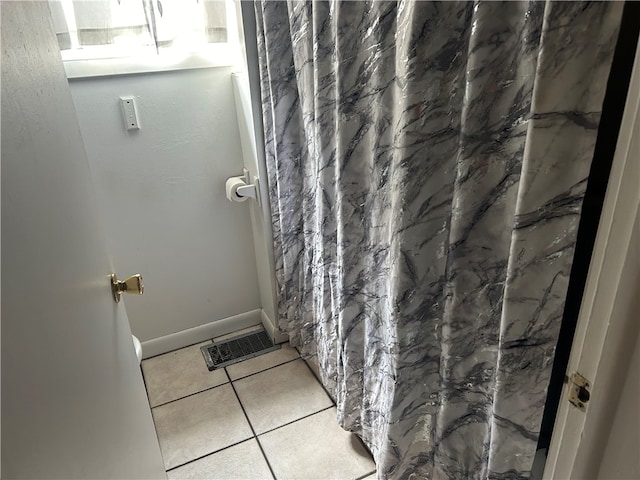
[49,0,238,62]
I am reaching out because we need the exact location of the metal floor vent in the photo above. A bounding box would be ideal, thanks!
[201,329,280,371]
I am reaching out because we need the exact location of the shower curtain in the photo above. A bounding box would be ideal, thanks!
[255,1,622,478]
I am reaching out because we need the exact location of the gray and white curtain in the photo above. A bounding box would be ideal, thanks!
[255,1,622,478]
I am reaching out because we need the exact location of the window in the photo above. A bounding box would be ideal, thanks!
[49,0,243,77]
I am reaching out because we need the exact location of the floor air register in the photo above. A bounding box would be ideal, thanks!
[201,329,280,370]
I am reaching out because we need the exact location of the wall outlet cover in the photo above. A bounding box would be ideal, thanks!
[120,96,140,131]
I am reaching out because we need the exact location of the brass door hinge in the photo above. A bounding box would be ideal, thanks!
[566,372,591,411]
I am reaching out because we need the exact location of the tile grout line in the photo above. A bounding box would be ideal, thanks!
[355,470,377,480]
[141,368,164,463]
[148,339,375,478]
[290,351,377,475]
[225,368,279,480]
[256,405,335,436]
[142,338,215,362]
[293,346,334,403]
[150,381,228,409]
[152,355,303,409]
[164,437,255,473]
[254,432,278,480]
[229,355,301,382]
[230,357,336,437]
[299,356,337,406]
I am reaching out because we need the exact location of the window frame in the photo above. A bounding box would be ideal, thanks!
[56,0,242,79]
[62,43,242,78]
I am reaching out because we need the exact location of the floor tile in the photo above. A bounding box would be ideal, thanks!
[304,356,322,380]
[142,342,227,407]
[167,439,273,480]
[233,359,333,434]
[226,343,300,380]
[259,408,376,479]
[213,325,264,343]
[153,384,253,470]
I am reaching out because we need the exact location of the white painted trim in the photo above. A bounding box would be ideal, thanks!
[140,309,262,359]
[231,71,281,341]
[261,308,289,344]
[64,49,241,79]
[543,38,640,479]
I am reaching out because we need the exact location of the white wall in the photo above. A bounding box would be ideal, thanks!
[231,73,284,343]
[69,67,262,346]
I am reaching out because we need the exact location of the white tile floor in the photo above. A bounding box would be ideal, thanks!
[142,328,376,480]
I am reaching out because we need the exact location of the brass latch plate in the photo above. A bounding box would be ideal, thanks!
[567,372,591,411]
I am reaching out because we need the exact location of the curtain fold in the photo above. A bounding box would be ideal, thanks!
[255,1,622,478]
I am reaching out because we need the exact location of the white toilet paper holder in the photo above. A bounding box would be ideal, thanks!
[236,182,257,200]
[228,168,260,205]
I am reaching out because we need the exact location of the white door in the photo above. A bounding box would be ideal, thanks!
[1,2,166,478]
[543,38,640,479]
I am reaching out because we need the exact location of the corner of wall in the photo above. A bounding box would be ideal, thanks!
[141,309,262,358]
[261,309,288,345]
[231,71,281,343]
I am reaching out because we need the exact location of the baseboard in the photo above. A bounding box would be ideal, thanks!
[261,309,288,344]
[141,309,262,359]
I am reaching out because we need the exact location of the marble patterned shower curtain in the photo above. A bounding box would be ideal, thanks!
[255,1,622,478]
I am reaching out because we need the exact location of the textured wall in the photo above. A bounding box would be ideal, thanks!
[69,67,261,343]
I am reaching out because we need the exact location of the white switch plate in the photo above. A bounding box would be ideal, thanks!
[120,96,140,130]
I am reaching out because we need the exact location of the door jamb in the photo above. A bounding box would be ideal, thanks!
[542,38,640,479]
